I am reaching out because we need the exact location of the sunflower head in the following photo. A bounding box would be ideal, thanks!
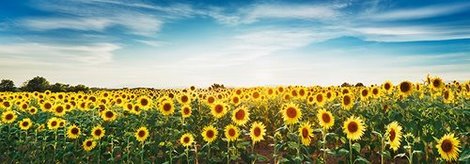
[159,99,175,116]
[436,133,461,162]
[231,106,250,126]
[135,126,149,142]
[91,125,105,140]
[249,121,266,144]
[178,94,191,105]
[180,133,195,147]
[317,109,334,130]
[224,124,239,142]
[67,125,81,139]
[430,77,444,91]
[137,96,152,109]
[53,104,66,116]
[299,122,313,146]
[210,101,228,119]
[314,93,326,107]
[82,138,97,152]
[1,110,17,124]
[19,118,33,131]
[382,81,393,93]
[47,117,60,130]
[386,121,402,151]
[101,109,117,122]
[201,125,218,143]
[341,94,354,110]
[281,102,302,125]
[343,116,366,141]
[398,81,414,96]
[180,104,192,118]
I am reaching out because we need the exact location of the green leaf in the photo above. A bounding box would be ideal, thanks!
[394,153,407,159]
[354,156,371,164]
[352,143,361,153]
[338,148,349,156]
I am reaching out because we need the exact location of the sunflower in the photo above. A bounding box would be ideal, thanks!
[53,104,66,117]
[382,81,393,93]
[178,94,191,105]
[398,81,413,96]
[210,101,228,119]
[19,118,33,131]
[231,106,250,126]
[101,109,117,122]
[341,94,354,110]
[442,89,454,104]
[82,138,97,152]
[159,99,175,116]
[180,133,195,147]
[91,125,105,140]
[67,125,81,139]
[135,126,149,142]
[314,93,326,107]
[41,101,54,112]
[230,95,241,106]
[386,122,402,151]
[249,121,266,144]
[343,116,365,141]
[299,122,314,146]
[224,124,239,142]
[436,133,461,161]
[360,88,369,101]
[317,108,334,130]
[430,77,444,91]
[200,125,217,143]
[281,102,302,125]
[47,117,60,130]
[180,104,192,118]
[1,110,17,124]
[137,96,152,109]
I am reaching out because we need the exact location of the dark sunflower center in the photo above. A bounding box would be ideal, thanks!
[44,103,52,109]
[347,122,358,133]
[105,111,114,118]
[286,107,297,118]
[183,136,190,143]
[343,96,351,105]
[441,139,453,153]
[322,113,331,123]
[253,92,260,99]
[6,114,13,120]
[373,88,378,95]
[94,129,102,136]
[86,141,92,147]
[400,82,411,93]
[181,96,188,103]
[214,104,223,113]
[444,91,450,99]
[433,79,441,88]
[71,128,79,134]
[208,97,215,104]
[362,90,368,96]
[184,108,190,115]
[56,106,64,113]
[384,83,391,90]
[254,127,261,137]
[140,99,148,106]
[302,128,309,138]
[138,130,146,137]
[233,97,239,104]
[206,130,214,138]
[235,109,245,120]
[389,129,396,141]
[228,128,236,136]
[22,121,29,126]
[163,103,172,111]
[51,121,57,126]
[316,94,323,102]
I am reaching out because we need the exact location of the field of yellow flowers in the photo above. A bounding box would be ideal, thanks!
[0,76,469,163]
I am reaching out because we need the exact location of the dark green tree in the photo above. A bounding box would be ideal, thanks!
[22,76,50,92]
[50,83,70,92]
[0,79,16,92]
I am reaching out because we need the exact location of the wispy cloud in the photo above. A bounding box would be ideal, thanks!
[0,43,120,65]
[364,2,470,21]
[136,40,169,47]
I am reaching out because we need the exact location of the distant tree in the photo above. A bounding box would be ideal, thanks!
[355,83,364,87]
[50,83,70,92]
[70,84,90,92]
[0,79,16,92]
[341,82,351,87]
[22,76,50,92]
[209,83,225,90]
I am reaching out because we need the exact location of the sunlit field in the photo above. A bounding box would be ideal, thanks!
[0,76,468,163]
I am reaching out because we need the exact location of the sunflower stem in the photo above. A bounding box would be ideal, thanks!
[185,147,189,164]
[141,142,144,164]
[349,139,353,164]
[322,128,327,162]
[227,141,230,164]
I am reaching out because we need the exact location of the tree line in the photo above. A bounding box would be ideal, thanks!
[0,76,89,92]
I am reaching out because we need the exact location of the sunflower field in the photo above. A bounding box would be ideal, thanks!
[0,76,469,163]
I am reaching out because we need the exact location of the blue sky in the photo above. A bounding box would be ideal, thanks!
[0,0,469,88]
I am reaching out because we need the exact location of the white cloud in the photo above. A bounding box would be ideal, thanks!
[351,25,470,42]
[0,43,120,65]
[364,2,470,21]
[136,40,169,47]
